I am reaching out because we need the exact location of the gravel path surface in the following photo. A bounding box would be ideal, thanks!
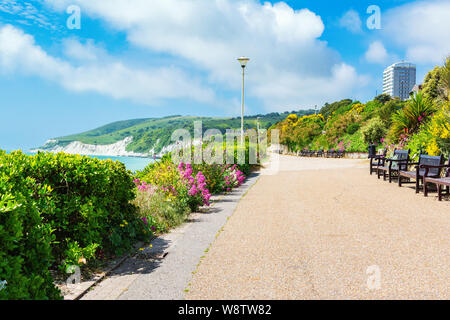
[186,155,449,300]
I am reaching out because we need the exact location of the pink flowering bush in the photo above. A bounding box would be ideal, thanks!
[135,154,249,228]
[178,162,212,209]
[132,178,189,232]
[223,165,246,191]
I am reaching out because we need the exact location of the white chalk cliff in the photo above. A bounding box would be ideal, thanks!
[31,137,147,157]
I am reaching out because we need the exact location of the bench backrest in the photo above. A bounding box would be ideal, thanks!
[419,154,444,176]
[391,149,410,170]
[394,149,409,159]
[447,158,450,177]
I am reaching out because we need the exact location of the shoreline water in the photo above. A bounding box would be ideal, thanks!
[4,150,157,172]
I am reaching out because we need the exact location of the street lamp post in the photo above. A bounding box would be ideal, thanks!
[237,57,249,146]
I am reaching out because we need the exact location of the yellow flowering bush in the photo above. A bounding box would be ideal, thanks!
[430,103,450,155]
[298,113,325,122]
[429,104,450,139]
[287,114,298,123]
[426,139,441,156]
[407,103,450,157]
[348,103,365,115]
[277,113,325,151]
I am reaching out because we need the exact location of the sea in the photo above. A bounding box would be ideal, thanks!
[20,152,155,172]
[88,155,155,172]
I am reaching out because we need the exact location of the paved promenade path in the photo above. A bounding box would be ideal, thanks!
[187,155,449,299]
[82,172,261,300]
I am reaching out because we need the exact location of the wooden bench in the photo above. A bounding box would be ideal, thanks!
[369,148,387,175]
[377,149,410,183]
[423,158,450,201]
[336,150,344,158]
[398,154,444,193]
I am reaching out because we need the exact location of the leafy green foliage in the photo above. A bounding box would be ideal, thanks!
[133,190,189,233]
[0,151,150,299]
[422,66,443,101]
[361,117,387,145]
[0,151,62,299]
[440,56,450,99]
[319,99,353,118]
[377,99,405,126]
[390,92,436,140]
[374,93,392,105]
[346,122,361,135]
[325,113,356,144]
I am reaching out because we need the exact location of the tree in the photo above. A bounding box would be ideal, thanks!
[377,99,404,127]
[439,56,450,100]
[422,66,442,101]
[374,93,391,105]
[361,117,387,144]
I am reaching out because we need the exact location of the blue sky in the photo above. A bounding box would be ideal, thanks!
[0,0,449,151]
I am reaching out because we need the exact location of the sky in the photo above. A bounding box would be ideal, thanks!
[1,0,449,151]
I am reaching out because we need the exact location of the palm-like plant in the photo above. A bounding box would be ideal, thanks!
[391,92,436,139]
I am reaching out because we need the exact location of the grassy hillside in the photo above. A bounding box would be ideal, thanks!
[41,110,315,154]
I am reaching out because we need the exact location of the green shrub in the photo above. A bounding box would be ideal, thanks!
[0,151,62,299]
[346,122,361,135]
[21,152,147,269]
[407,128,434,159]
[377,99,404,126]
[361,117,387,145]
[342,131,367,152]
[133,189,189,233]
[325,113,355,145]
[1,151,148,286]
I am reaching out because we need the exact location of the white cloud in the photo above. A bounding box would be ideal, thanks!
[383,0,450,64]
[338,9,363,34]
[40,0,369,109]
[0,24,214,104]
[365,41,389,64]
[253,63,369,109]
[63,38,106,62]
[0,0,56,30]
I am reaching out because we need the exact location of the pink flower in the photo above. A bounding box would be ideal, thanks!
[188,185,198,196]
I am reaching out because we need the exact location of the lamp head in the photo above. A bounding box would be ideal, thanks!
[237,57,250,68]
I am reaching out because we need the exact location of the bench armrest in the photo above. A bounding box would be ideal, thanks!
[419,164,450,169]
[421,164,450,177]
[386,158,409,163]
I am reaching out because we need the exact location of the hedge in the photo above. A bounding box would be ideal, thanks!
[0,151,148,299]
